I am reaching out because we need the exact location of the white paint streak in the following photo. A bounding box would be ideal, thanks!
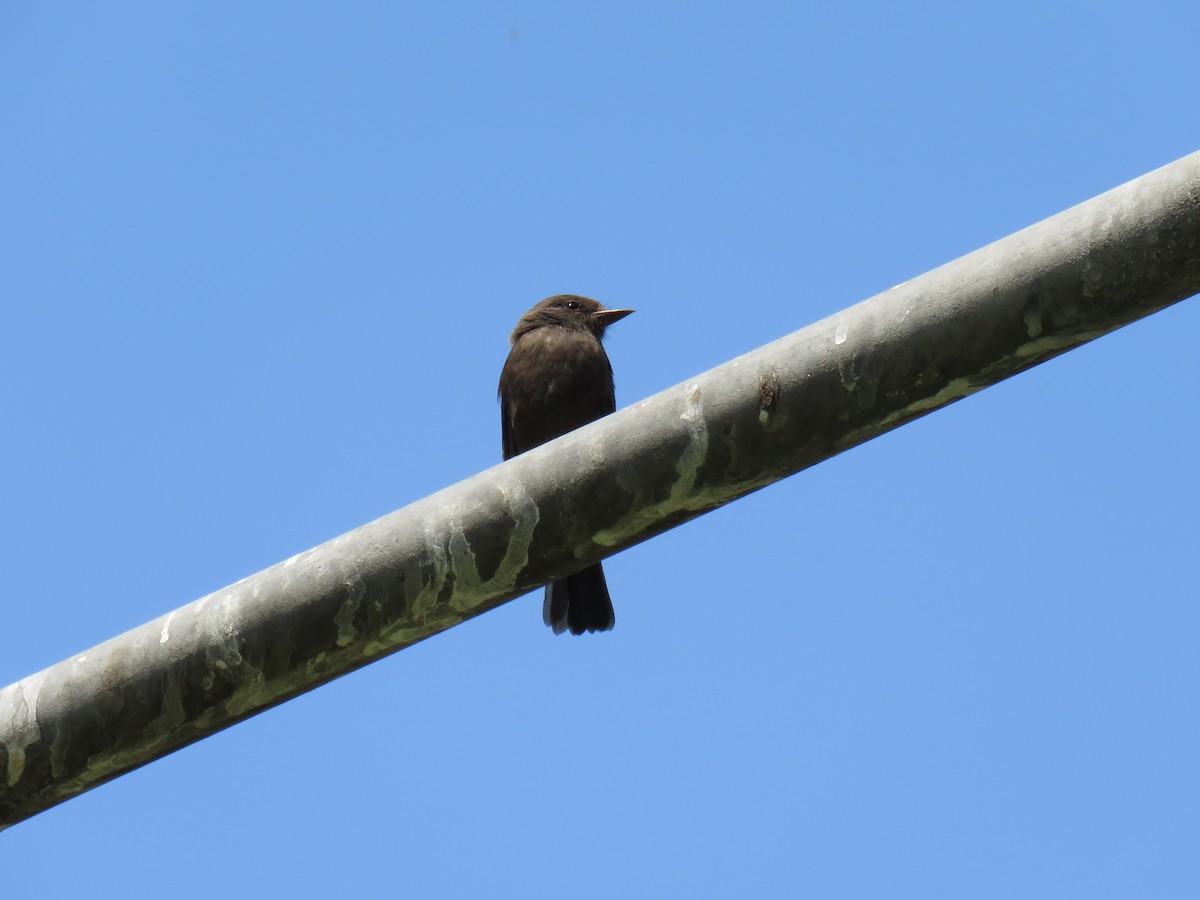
[159,612,176,644]
[834,318,848,346]
[0,672,47,787]
[201,592,245,676]
[594,382,709,547]
[1015,327,1106,359]
[333,577,364,647]
[1024,309,1043,338]
[499,475,539,559]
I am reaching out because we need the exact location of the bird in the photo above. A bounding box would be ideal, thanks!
[498,294,634,635]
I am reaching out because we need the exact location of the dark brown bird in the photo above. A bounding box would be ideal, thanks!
[498,294,634,635]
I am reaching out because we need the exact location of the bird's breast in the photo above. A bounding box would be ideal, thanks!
[500,327,617,454]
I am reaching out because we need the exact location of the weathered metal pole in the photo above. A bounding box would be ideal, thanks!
[3,152,1199,829]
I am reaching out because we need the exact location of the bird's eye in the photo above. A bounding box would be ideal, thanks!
[565,300,579,310]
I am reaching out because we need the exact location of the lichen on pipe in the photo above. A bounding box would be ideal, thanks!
[3,151,1199,829]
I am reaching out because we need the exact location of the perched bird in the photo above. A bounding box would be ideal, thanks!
[498,294,634,635]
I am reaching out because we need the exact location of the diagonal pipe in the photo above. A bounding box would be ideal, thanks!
[3,152,1199,829]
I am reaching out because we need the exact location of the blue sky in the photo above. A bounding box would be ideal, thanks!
[2,3,1198,896]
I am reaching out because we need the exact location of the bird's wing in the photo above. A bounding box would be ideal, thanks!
[501,393,518,461]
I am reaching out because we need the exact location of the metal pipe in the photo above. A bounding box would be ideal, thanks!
[3,151,1198,828]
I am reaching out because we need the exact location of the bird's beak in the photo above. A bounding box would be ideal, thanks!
[593,307,635,327]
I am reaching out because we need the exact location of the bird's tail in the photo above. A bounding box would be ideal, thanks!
[543,563,616,635]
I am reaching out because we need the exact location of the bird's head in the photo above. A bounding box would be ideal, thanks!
[510,294,634,342]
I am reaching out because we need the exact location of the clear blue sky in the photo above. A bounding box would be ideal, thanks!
[3,4,1198,896]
